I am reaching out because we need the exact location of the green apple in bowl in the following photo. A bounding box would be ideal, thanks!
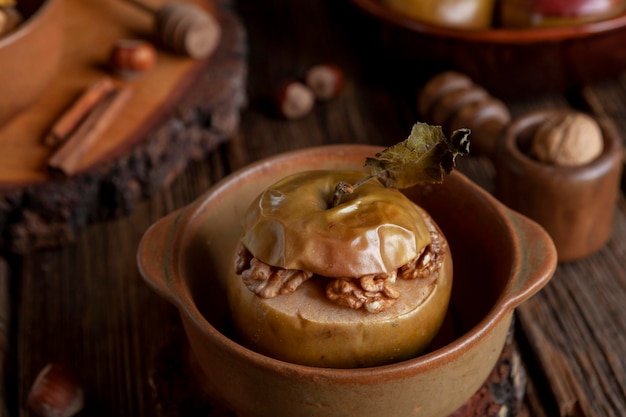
[380,0,497,29]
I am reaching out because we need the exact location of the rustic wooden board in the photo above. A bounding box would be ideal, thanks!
[0,0,209,184]
[0,0,247,253]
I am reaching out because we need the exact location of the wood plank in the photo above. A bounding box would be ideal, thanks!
[15,152,227,417]
[515,198,626,417]
[0,257,8,417]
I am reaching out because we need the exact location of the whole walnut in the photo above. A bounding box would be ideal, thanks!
[530,112,603,166]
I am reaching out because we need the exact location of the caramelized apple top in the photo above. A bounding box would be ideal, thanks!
[240,170,432,278]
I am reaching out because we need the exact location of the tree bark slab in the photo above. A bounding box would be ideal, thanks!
[0,0,247,253]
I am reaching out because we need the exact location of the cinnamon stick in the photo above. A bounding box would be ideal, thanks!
[44,77,115,147]
[48,86,133,175]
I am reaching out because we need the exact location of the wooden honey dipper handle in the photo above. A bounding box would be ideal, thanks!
[121,0,221,59]
[418,71,511,157]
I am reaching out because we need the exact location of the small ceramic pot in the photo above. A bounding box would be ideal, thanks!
[137,145,557,417]
[0,0,64,127]
[494,110,624,262]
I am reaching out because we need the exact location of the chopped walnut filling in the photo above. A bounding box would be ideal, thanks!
[398,230,445,280]
[326,272,399,313]
[234,242,313,298]
[233,228,446,312]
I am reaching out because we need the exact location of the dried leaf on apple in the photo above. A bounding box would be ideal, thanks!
[366,122,470,189]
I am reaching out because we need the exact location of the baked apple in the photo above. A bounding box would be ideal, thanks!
[228,123,470,368]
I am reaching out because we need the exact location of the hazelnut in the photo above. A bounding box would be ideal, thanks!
[28,363,84,417]
[275,81,315,119]
[304,64,344,100]
[530,112,603,166]
[109,39,157,79]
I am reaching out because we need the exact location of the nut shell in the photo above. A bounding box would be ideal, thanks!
[109,39,157,78]
[27,364,84,417]
[530,112,603,166]
[305,64,344,100]
[275,81,315,119]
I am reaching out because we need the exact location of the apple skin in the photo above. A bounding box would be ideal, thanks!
[534,0,622,17]
[381,0,497,30]
[227,253,453,368]
[240,170,431,278]
[499,0,626,27]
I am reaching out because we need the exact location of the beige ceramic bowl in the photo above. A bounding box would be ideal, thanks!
[0,0,64,127]
[137,145,557,417]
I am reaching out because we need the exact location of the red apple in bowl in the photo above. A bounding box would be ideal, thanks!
[499,0,626,27]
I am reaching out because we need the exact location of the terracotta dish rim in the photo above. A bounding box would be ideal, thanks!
[138,144,557,379]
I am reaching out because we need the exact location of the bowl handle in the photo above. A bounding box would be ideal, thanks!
[501,209,557,311]
[137,209,184,304]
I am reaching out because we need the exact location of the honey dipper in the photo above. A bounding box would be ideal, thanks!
[123,0,221,59]
[418,71,511,157]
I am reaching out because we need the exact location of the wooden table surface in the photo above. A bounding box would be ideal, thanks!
[3,1,626,416]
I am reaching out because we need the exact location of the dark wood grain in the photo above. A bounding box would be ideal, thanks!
[13,154,227,417]
[516,198,626,417]
[0,257,8,417]
[7,0,626,416]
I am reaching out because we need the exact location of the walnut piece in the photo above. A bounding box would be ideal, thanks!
[399,230,445,280]
[234,243,313,298]
[530,112,603,166]
[326,271,400,313]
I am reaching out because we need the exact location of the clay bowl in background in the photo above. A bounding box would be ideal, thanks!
[137,145,557,417]
[349,0,626,98]
[0,0,64,127]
